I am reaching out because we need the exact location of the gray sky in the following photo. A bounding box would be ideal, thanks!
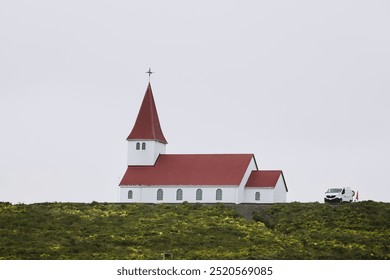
[1,0,389,203]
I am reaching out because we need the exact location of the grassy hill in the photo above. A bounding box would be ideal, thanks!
[0,201,389,259]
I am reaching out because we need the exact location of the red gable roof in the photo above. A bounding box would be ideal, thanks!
[120,154,254,186]
[127,83,168,144]
[245,170,287,191]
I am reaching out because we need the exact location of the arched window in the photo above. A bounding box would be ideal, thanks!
[196,189,202,201]
[255,192,260,201]
[142,142,146,150]
[128,190,133,199]
[216,189,222,201]
[157,189,163,201]
[176,189,183,201]
[136,142,140,150]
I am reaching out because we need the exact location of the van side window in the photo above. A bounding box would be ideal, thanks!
[342,189,345,194]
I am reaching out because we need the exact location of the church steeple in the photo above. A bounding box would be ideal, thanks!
[127,83,167,144]
[126,83,167,166]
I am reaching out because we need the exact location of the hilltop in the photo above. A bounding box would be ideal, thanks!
[0,201,388,259]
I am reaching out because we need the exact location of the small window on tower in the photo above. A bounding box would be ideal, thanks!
[255,192,260,201]
[136,142,140,150]
[142,142,146,150]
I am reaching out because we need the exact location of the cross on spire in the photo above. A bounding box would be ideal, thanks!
[146,67,154,82]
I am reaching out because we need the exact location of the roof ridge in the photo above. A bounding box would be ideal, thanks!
[120,153,255,186]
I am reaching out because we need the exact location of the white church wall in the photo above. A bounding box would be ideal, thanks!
[120,185,284,204]
[273,175,287,202]
[120,186,237,203]
[236,157,258,203]
[120,187,142,202]
[127,140,166,166]
[242,188,275,203]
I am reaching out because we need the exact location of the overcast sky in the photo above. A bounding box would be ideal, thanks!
[1,0,389,204]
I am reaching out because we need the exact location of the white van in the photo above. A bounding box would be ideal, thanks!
[324,187,355,203]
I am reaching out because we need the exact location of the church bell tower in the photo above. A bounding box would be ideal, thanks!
[126,83,167,166]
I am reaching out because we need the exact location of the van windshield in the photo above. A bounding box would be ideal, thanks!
[327,188,342,193]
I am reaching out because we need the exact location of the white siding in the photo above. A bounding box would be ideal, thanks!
[236,157,258,203]
[243,188,275,203]
[273,175,287,202]
[127,140,166,166]
[120,186,237,203]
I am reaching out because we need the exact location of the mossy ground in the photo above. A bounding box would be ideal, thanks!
[0,201,388,259]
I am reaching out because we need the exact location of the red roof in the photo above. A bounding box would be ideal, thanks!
[126,83,168,143]
[245,170,288,191]
[120,154,254,186]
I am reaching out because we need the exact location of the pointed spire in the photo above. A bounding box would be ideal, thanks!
[127,83,168,144]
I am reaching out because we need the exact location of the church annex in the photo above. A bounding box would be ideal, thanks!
[119,83,288,203]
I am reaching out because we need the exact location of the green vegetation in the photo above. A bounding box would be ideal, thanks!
[252,201,390,259]
[0,201,389,259]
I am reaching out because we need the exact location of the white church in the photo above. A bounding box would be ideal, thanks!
[119,83,288,203]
